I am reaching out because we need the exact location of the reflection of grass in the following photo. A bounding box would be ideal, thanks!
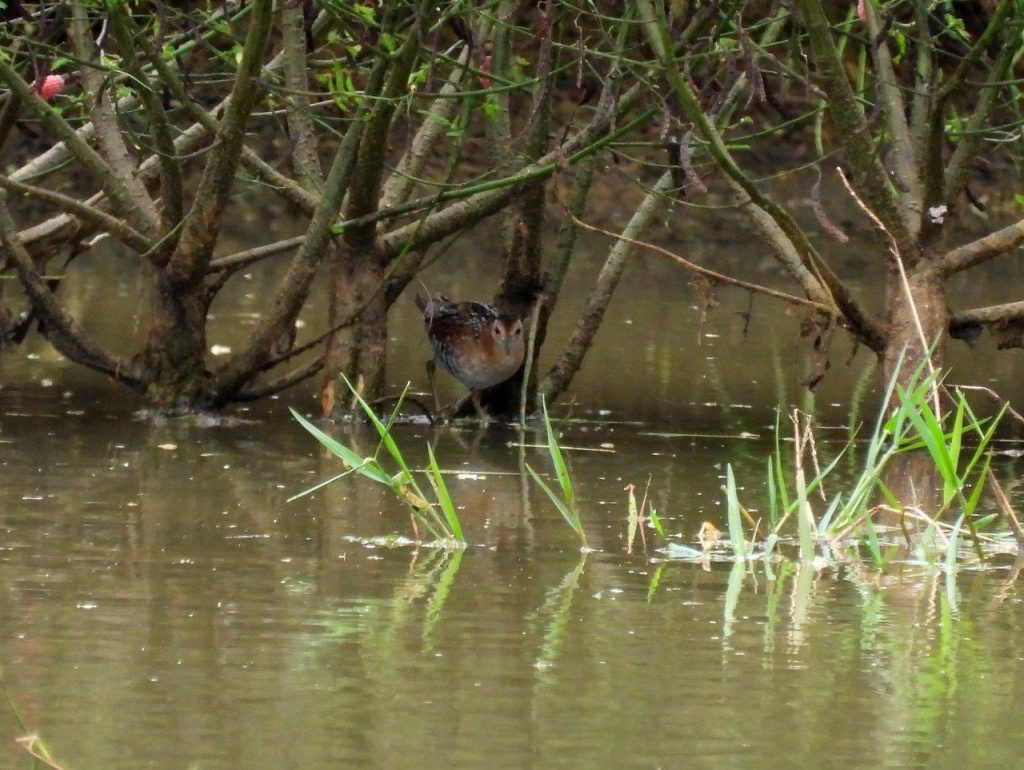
[290,376,464,547]
[528,552,588,675]
[721,359,1012,574]
[1,664,67,769]
[626,479,665,555]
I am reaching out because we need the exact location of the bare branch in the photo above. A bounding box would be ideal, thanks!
[377,87,637,261]
[232,354,327,401]
[937,0,1015,103]
[208,236,305,274]
[950,301,1024,327]
[0,53,157,240]
[943,35,1018,209]
[165,0,275,285]
[564,207,832,312]
[837,169,939,413]
[540,171,676,401]
[863,0,920,232]
[208,51,387,402]
[379,46,470,210]
[909,0,933,169]
[68,2,161,237]
[107,2,184,231]
[281,0,323,193]
[940,217,1024,276]
[343,2,428,251]
[0,175,153,253]
[792,0,913,256]
[131,16,319,217]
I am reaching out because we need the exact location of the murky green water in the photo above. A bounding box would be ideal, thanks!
[4,235,1024,768]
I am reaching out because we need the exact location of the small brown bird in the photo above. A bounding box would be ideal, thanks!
[415,293,525,421]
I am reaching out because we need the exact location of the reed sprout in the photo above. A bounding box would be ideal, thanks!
[290,377,464,546]
[525,396,587,548]
[721,358,1010,569]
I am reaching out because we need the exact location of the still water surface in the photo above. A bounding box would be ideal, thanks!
[3,236,1024,768]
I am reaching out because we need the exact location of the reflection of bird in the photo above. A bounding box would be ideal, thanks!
[415,293,525,421]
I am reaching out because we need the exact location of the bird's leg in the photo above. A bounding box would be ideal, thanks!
[471,391,491,426]
[425,359,442,418]
[446,391,473,418]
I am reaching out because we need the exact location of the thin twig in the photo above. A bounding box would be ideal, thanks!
[566,211,831,312]
[950,384,1024,426]
[987,467,1024,551]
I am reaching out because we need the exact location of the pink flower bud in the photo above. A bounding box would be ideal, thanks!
[857,0,867,22]
[38,74,65,101]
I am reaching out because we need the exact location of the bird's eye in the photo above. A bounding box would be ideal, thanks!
[513,325,523,337]
[493,324,504,338]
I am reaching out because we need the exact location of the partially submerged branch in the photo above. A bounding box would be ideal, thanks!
[0,191,141,387]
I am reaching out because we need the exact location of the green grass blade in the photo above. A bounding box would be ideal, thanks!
[540,395,575,510]
[289,407,391,484]
[949,397,965,472]
[425,444,464,542]
[772,413,791,513]
[725,464,747,560]
[862,514,882,566]
[287,469,356,502]
[794,458,815,562]
[526,463,585,543]
[897,385,958,501]
[341,375,414,477]
[963,452,992,518]
[817,494,841,535]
